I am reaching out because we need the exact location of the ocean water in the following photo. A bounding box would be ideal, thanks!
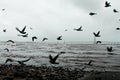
[0,41,120,71]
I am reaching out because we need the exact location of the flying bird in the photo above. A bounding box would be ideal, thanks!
[107,46,113,52]
[2,9,5,11]
[49,53,62,64]
[87,60,93,65]
[105,1,111,7]
[57,36,62,40]
[74,26,83,31]
[65,29,68,31]
[42,38,48,42]
[32,36,37,42]
[4,48,9,52]
[6,40,15,43]
[16,26,27,34]
[93,31,101,37]
[5,58,31,65]
[89,12,97,16]
[113,9,119,13]
[96,41,102,44]
[116,27,120,30]
[3,29,6,32]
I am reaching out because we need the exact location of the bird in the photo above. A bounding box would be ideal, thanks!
[6,40,15,43]
[3,29,6,32]
[113,9,119,13]
[87,60,93,65]
[89,12,97,16]
[93,31,101,37]
[57,36,62,40]
[4,48,9,52]
[42,38,48,42]
[32,36,37,42]
[65,29,68,31]
[17,33,28,37]
[16,26,27,34]
[2,9,5,11]
[49,53,62,64]
[5,58,31,65]
[116,27,120,30]
[105,1,111,7]
[74,26,83,31]
[96,41,102,44]
[107,46,113,52]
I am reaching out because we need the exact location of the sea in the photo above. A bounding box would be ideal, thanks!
[0,41,120,71]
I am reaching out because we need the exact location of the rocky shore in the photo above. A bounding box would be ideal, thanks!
[0,64,120,80]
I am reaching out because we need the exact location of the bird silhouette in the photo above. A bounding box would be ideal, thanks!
[4,48,9,52]
[93,31,101,37]
[5,58,31,65]
[17,33,28,37]
[3,29,6,32]
[96,41,102,44]
[113,9,119,13]
[16,26,27,34]
[32,36,37,42]
[42,38,48,41]
[6,40,15,43]
[49,53,62,64]
[89,12,97,16]
[57,36,62,40]
[107,46,113,52]
[116,27,120,30]
[65,29,68,31]
[74,26,83,31]
[87,60,93,65]
[105,1,111,7]
[2,9,5,11]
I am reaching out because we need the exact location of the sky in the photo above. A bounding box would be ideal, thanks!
[0,0,120,42]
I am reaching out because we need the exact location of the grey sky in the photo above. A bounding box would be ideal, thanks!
[0,0,120,42]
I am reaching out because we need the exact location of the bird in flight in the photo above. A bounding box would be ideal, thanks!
[2,9,5,11]
[89,12,97,16]
[4,48,9,52]
[65,29,68,31]
[49,53,63,64]
[32,36,37,42]
[96,41,102,44]
[42,38,48,42]
[74,26,83,31]
[107,46,113,52]
[113,9,119,13]
[86,60,93,65]
[5,58,31,65]
[57,36,62,40]
[93,31,101,37]
[105,1,111,7]
[3,29,6,32]
[6,40,15,43]
[116,27,120,30]
[16,26,27,34]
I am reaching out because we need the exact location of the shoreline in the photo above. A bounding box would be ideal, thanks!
[0,64,120,80]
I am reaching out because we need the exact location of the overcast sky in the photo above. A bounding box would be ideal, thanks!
[0,0,120,42]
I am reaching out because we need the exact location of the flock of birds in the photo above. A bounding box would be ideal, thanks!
[0,1,118,66]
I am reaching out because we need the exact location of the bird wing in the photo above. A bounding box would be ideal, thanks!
[53,54,60,62]
[97,31,100,35]
[93,32,96,36]
[16,27,21,32]
[49,54,53,60]
[22,26,26,32]
[21,58,31,62]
